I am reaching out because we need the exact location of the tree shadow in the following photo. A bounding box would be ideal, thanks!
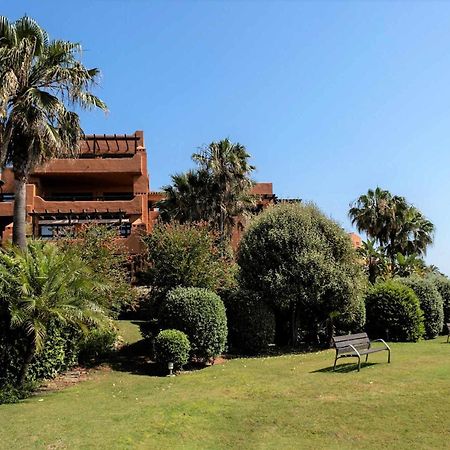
[312,362,377,373]
[108,339,163,377]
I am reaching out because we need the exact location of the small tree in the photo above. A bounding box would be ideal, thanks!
[237,203,366,345]
[141,222,237,299]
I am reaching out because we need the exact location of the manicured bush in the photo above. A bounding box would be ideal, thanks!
[428,275,450,331]
[365,281,424,342]
[159,287,227,361]
[224,290,276,354]
[400,277,444,339]
[154,329,191,370]
[237,203,366,345]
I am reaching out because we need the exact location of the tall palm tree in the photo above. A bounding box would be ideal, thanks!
[0,240,110,385]
[159,139,255,244]
[192,139,255,242]
[0,16,107,249]
[350,188,434,268]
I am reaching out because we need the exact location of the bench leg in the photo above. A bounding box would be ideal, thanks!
[365,354,369,363]
[357,355,361,372]
[447,334,449,343]
[387,348,391,363]
[333,356,338,371]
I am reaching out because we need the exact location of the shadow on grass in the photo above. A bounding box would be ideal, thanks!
[312,362,378,373]
[108,339,163,377]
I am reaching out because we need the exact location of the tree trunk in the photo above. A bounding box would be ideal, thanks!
[18,338,35,387]
[13,176,27,250]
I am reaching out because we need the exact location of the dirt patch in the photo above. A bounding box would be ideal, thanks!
[35,365,110,394]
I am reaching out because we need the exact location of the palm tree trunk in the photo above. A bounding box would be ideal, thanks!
[13,176,27,250]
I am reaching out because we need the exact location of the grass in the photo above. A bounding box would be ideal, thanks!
[0,322,449,449]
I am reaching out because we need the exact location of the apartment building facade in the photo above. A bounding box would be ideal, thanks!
[0,131,276,252]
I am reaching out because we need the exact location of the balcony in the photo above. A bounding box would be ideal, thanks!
[32,153,144,176]
[32,195,144,215]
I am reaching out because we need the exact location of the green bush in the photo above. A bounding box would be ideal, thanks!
[237,203,366,345]
[159,287,227,361]
[224,290,276,354]
[141,222,237,298]
[401,277,444,339]
[78,323,118,364]
[428,275,450,331]
[154,329,191,370]
[365,281,424,342]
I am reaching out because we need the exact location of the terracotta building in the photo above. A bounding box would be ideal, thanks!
[0,131,276,252]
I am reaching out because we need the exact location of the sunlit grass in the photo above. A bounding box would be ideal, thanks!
[1,322,449,449]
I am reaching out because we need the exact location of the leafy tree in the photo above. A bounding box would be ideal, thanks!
[0,241,110,385]
[237,203,366,346]
[141,222,237,299]
[358,239,388,283]
[0,16,106,249]
[159,139,255,244]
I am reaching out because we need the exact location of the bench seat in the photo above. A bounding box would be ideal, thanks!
[332,332,391,372]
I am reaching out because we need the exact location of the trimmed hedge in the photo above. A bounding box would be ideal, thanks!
[159,287,227,361]
[428,275,450,331]
[401,277,444,339]
[365,281,424,342]
[224,290,276,354]
[154,329,190,370]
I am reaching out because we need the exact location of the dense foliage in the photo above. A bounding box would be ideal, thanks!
[141,222,237,299]
[428,275,450,330]
[365,281,424,342]
[58,224,137,314]
[154,329,191,370]
[158,139,255,244]
[158,287,227,361]
[0,241,115,395]
[224,289,276,354]
[237,203,366,346]
[400,277,444,339]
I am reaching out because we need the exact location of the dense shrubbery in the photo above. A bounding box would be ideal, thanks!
[428,275,450,330]
[154,329,191,370]
[141,222,237,298]
[237,203,366,346]
[400,277,444,339]
[365,281,424,342]
[0,240,121,400]
[78,323,118,364]
[158,287,227,361]
[224,289,276,354]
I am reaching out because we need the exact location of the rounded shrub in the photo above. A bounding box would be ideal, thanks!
[400,277,444,339]
[365,281,424,342]
[224,289,276,354]
[159,287,227,360]
[237,203,366,345]
[428,275,450,331]
[154,329,190,370]
[78,323,118,364]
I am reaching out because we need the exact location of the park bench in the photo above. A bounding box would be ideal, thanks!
[446,323,450,343]
[332,332,391,372]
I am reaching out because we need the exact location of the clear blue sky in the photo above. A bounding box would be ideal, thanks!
[5,1,450,274]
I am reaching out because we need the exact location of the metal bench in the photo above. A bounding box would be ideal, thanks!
[446,323,450,343]
[332,332,391,372]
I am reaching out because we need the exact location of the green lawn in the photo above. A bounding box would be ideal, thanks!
[1,322,449,449]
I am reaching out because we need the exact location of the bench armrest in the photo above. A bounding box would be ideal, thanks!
[370,339,391,351]
[348,344,361,357]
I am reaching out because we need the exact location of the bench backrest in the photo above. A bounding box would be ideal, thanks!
[332,333,370,354]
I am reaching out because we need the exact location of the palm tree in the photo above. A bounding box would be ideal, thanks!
[159,139,255,244]
[0,16,107,249]
[0,240,110,385]
[349,188,434,267]
[357,239,388,283]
